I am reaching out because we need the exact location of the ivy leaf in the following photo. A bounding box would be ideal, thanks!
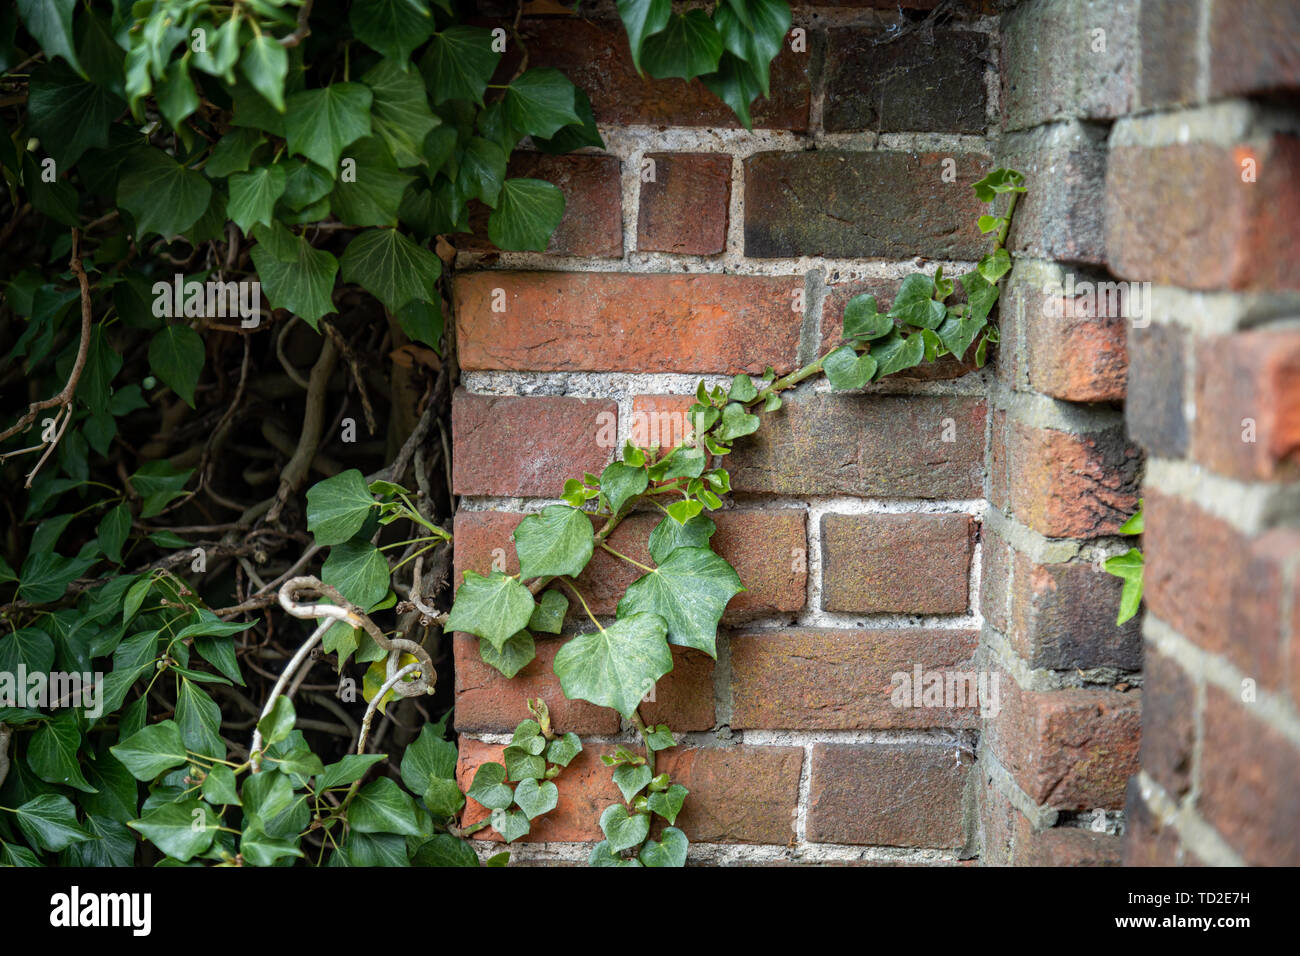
[147,324,205,408]
[713,402,760,441]
[396,299,443,351]
[331,137,414,227]
[665,499,704,525]
[958,270,1001,324]
[316,753,388,790]
[17,0,81,75]
[117,148,212,239]
[842,293,893,341]
[641,11,724,80]
[130,460,194,518]
[239,34,288,112]
[488,178,565,252]
[480,630,535,679]
[504,69,581,139]
[613,763,652,802]
[280,159,334,210]
[491,807,531,843]
[306,469,378,546]
[647,783,688,824]
[888,274,946,330]
[257,697,296,749]
[176,681,224,761]
[639,825,688,866]
[616,547,744,658]
[96,502,131,564]
[648,513,716,564]
[978,248,1012,283]
[600,461,649,515]
[205,129,263,178]
[110,720,189,780]
[423,778,465,819]
[27,61,120,168]
[532,88,605,154]
[547,732,583,767]
[589,840,642,866]
[249,222,339,327]
[350,778,426,836]
[713,0,790,97]
[870,331,925,379]
[513,778,559,820]
[29,711,93,792]
[201,765,241,806]
[528,589,568,634]
[130,800,218,862]
[553,612,672,718]
[363,59,439,167]
[936,311,986,361]
[240,821,304,867]
[599,804,651,852]
[421,26,500,105]
[351,0,434,62]
[617,0,672,74]
[155,58,199,130]
[1105,548,1145,625]
[456,136,507,207]
[339,227,441,312]
[284,83,373,171]
[467,762,513,811]
[513,504,594,580]
[444,570,535,652]
[411,833,478,867]
[228,163,288,233]
[400,720,458,794]
[14,795,92,852]
[321,540,390,609]
[822,344,877,391]
[503,745,545,782]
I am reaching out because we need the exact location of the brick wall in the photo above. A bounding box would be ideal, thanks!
[448,0,1300,865]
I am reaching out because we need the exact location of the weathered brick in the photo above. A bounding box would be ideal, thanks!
[453,635,621,735]
[744,150,991,259]
[452,508,807,622]
[807,743,973,847]
[1000,0,1139,130]
[629,395,695,450]
[1022,274,1128,403]
[990,418,1142,539]
[1209,0,1300,98]
[1012,818,1122,866]
[1144,491,1299,688]
[980,527,1011,632]
[730,628,981,729]
[820,513,974,614]
[461,153,622,257]
[1126,323,1189,458]
[639,646,715,731]
[516,16,810,130]
[1123,776,1190,866]
[454,271,803,374]
[457,739,802,844]
[823,26,987,133]
[979,772,1017,865]
[1137,646,1195,802]
[1008,553,1142,670]
[1193,329,1300,481]
[451,390,616,497]
[1105,136,1300,291]
[1199,685,1300,865]
[987,672,1141,809]
[1137,0,1202,109]
[728,391,986,499]
[637,153,731,255]
[998,122,1108,266]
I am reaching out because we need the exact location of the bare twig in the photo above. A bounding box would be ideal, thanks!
[278,0,315,47]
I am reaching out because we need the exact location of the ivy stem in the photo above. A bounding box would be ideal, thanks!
[995,191,1019,249]
[560,577,600,630]
[629,709,655,778]
[599,542,655,574]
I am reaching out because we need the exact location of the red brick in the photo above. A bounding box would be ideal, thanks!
[457,739,802,844]
[729,628,981,730]
[744,150,992,259]
[807,742,973,847]
[1012,818,1122,866]
[1105,136,1300,291]
[515,16,810,131]
[979,773,1016,865]
[1126,322,1189,458]
[729,392,987,499]
[452,508,806,622]
[638,646,715,732]
[454,271,803,374]
[1193,329,1300,481]
[1122,776,1201,867]
[1144,491,1299,688]
[990,418,1142,539]
[820,513,974,614]
[1022,280,1127,403]
[461,153,622,257]
[987,672,1141,810]
[1209,0,1300,99]
[1199,685,1300,865]
[980,529,1011,633]
[1008,553,1142,671]
[637,153,731,255]
[629,395,695,450]
[1137,647,1195,801]
[451,389,616,497]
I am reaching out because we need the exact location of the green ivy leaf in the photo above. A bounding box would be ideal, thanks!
[713,0,789,97]
[130,460,194,518]
[240,820,304,866]
[147,324,205,408]
[978,248,1012,283]
[957,270,1000,323]
[316,753,388,790]
[400,720,458,794]
[110,720,189,780]
[363,59,439,167]
[616,546,744,658]
[713,401,760,442]
[257,696,297,749]
[249,222,339,327]
[238,34,288,113]
[638,825,688,866]
[27,61,121,167]
[1105,547,1145,624]
[130,800,218,862]
[599,804,650,852]
[589,840,642,866]
[321,539,390,609]
[351,0,434,62]
[456,136,507,207]
[96,501,131,564]
[480,630,535,679]
[870,331,924,379]
[155,58,199,130]
[888,274,946,330]
[647,783,689,824]
[642,11,724,80]
[421,26,500,106]
[513,504,595,580]
[350,778,426,836]
[228,163,288,233]
[702,51,763,129]
[176,680,225,761]
[284,83,373,171]
[842,293,893,341]
[117,148,212,239]
[423,778,465,819]
[488,178,565,252]
[528,589,568,634]
[29,711,93,792]
[822,344,877,391]
[617,0,672,74]
[201,765,241,806]
[503,745,545,782]
[504,68,581,139]
[665,499,703,525]
[331,137,414,227]
[613,763,652,802]
[513,777,559,820]
[467,761,513,810]
[553,612,672,718]
[306,469,378,546]
[491,807,531,843]
[17,0,81,75]
[647,513,716,564]
[546,732,583,767]
[339,227,441,312]
[936,310,986,361]
[444,570,535,652]
[14,795,92,852]
[411,833,478,867]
